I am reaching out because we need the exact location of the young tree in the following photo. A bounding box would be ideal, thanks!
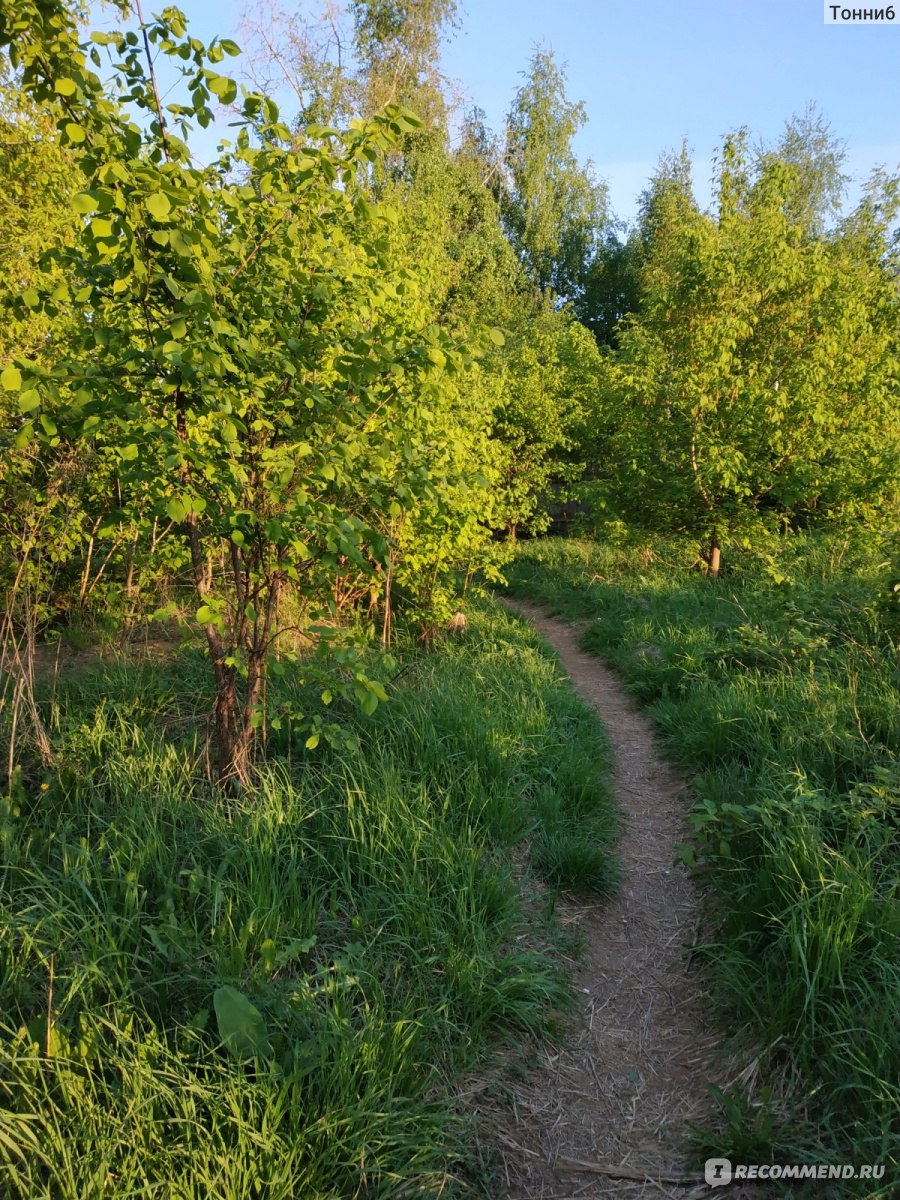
[350,0,458,125]
[756,104,850,234]
[0,74,98,687]
[502,47,607,303]
[0,0,470,784]
[603,134,900,572]
[492,303,602,539]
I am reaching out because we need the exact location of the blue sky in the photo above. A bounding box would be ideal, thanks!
[102,0,899,224]
[441,0,900,221]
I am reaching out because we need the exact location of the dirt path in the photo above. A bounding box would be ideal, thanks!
[493,600,753,1200]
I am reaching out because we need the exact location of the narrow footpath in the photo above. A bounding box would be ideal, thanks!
[492,599,761,1200]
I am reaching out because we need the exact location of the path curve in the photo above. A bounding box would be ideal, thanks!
[494,600,748,1200]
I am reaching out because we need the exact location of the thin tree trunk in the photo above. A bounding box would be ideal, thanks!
[382,554,393,647]
[78,516,102,607]
[212,658,239,786]
[176,388,241,788]
[228,575,280,785]
[708,530,721,579]
[124,526,140,600]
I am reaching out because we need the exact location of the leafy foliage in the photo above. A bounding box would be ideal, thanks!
[594,134,900,567]
[501,47,607,302]
[0,0,500,780]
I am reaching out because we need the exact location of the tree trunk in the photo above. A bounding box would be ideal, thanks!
[212,658,240,787]
[708,531,721,579]
[230,652,263,786]
[215,574,280,789]
[124,526,140,601]
[382,555,393,647]
[78,516,102,607]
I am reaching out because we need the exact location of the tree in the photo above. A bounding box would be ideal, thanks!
[602,134,900,573]
[237,0,458,131]
[633,141,698,267]
[574,226,640,348]
[1,0,474,784]
[502,47,606,302]
[234,1,598,618]
[0,72,98,696]
[350,0,458,125]
[756,104,850,235]
[492,303,602,538]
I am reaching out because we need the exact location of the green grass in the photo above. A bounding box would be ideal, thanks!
[0,599,616,1199]
[503,531,900,1193]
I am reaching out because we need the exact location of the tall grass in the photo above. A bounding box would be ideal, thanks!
[0,600,616,1199]
[504,531,900,1189]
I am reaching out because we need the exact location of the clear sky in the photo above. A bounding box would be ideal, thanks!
[99,0,900,224]
[440,0,900,222]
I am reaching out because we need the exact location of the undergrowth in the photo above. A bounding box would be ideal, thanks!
[504,530,899,1196]
[0,599,616,1199]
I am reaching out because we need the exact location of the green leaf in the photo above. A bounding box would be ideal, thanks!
[305,731,319,750]
[207,74,237,104]
[276,936,316,966]
[167,497,186,522]
[196,605,214,624]
[488,327,505,347]
[54,78,77,96]
[146,192,172,221]
[65,123,86,144]
[14,423,34,449]
[427,347,446,368]
[18,390,40,413]
[169,229,192,256]
[231,529,245,545]
[72,192,97,214]
[1,366,22,391]
[213,986,272,1061]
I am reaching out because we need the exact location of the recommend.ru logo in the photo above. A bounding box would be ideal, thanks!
[705,1159,732,1186]
[705,1159,886,1186]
